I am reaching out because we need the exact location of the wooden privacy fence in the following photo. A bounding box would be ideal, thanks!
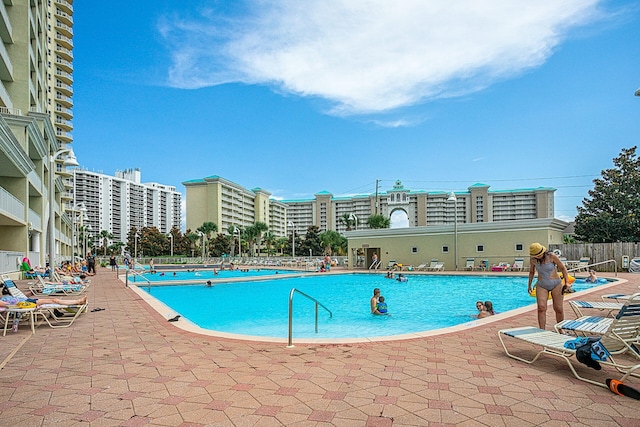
[549,242,640,272]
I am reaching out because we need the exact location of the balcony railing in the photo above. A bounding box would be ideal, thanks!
[0,186,25,221]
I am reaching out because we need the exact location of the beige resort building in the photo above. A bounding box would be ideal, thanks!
[184,176,563,268]
[345,218,568,271]
[0,0,77,270]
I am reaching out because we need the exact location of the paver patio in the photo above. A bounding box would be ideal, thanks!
[1,268,639,426]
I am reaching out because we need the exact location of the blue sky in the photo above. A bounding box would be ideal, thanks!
[71,1,640,223]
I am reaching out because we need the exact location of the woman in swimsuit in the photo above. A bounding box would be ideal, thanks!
[527,242,569,329]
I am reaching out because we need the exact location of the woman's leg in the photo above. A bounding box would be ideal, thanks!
[550,284,565,324]
[536,288,549,329]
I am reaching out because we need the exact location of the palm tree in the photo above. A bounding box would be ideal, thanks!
[252,222,268,256]
[320,230,345,256]
[263,231,276,256]
[339,213,357,231]
[367,214,390,229]
[99,230,114,256]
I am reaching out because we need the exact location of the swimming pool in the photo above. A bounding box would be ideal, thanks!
[141,273,615,340]
[128,268,297,283]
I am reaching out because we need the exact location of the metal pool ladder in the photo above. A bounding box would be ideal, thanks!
[287,288,332,348]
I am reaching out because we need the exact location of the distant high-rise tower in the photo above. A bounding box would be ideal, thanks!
[74,169,182,249]
[0,0,76,269]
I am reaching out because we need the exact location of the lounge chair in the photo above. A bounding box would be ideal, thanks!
[33,303,88,329]
[428,262,445,272]
[425,260,438,271]
[499,325,640,387]
[465,258,475,271]
[414,263,427,271]
[603,288,640,302]
[556,294,640,342]
[509,258,524,272]
[29,275,89,296]
[568,300,625,318]
[474,260,489,271]
[2,277,88,329]
[499,323,640,387]
[574,257,591,272]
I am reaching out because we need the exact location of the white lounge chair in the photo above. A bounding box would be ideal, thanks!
[29,275,89,296]
[428,262,445,271]
[509,258,524,272]
[414,263,427,271]
[2,277,88,329]
[465,258,475,271]
[568,300,624,318]
[499,325,640,387]
[33,303,88,329]
[575,257,591,272]
[557,294,640,341]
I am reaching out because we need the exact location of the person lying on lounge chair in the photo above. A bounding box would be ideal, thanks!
[0,294,87,308]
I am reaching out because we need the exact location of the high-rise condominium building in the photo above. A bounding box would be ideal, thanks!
[184,176,555,238]
[183,176,288,236]
[0,0,76,269]
[74,169,182,251]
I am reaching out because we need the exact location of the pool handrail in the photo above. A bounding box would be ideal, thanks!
[287,288,332,348]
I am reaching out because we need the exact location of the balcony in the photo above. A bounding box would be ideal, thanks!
[55,9,73,26]
[55,44,73,61]
[55,68,73,84]
[55,104,73,119]
[54,0,74,16]
[0,185,25,224]
[55,32,73,50]
[55,116,73,131]
[55,92,73,107]
[55,21,73,38]
[55,57,73,72]
[55,129,73,142]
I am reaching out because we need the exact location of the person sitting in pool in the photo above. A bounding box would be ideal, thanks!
[370,288,381,314]
[1,294,88,308]
[475,301,484,318]
[386,270,394,279]
[375,295,389,315]
[477,300,495,319]
[396,274,408,282]
[205,280,212,287]
[585,269,598,283]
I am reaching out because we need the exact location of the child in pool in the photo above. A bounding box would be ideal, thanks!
[375,296,390,315]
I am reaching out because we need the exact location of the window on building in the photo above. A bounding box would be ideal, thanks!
[515,243,524,251]
[411,247,418,253]
[476,244,484,252]
[442,245,449,253]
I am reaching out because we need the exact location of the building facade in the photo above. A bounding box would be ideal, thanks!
[183,176,288,236]
[0,0,76,271]
[346,218,568,272]
[74,169,182,252]
[283,180,556,235]
[183,176,556,242]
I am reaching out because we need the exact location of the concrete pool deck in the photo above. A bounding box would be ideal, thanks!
[1,268,639,426]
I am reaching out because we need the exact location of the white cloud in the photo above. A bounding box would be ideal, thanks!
[160,0,601,116]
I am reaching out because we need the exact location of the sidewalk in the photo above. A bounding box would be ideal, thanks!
[1,269,639,426]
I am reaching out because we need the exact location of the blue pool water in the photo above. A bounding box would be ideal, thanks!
[128,268,296,283]
[143,274,613,339]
